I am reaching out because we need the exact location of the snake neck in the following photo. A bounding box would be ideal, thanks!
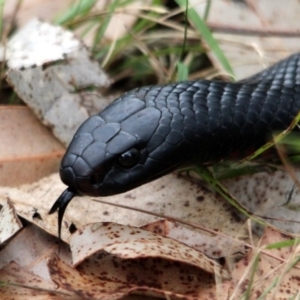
[139,79,300,164]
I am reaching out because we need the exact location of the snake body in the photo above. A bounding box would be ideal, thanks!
[49,53,300,231]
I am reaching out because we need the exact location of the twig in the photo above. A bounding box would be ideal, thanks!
[207,22,300,37]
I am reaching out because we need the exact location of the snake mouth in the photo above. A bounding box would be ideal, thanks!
[59,166,78,191]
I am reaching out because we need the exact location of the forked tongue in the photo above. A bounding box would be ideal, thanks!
[49,187,76,241]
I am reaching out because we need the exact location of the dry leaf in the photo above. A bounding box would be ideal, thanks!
[0,106,65,186]
[0,198,22,244]
[4,0,72,27]
[141,220,246,259]
[2,18,79,69]
[4,0,149,45]
[0,224,71,282]
[77,253,227,300]
[70,222,230,279]
[0,261,69,300]
[0,172,245,244]
[49,254,136,300]
[49,249,228,300]
[194,0,300,79]
[223,169,300,235]
[5,19,110,146]
[229,227,300,299]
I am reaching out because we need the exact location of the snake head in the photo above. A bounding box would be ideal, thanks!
[50,85,198,238]
[58,89,184,196]
[50,83,201,237]
[58,85,198,196]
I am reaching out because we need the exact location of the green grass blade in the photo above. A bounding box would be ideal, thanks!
[0,0,5,39]
[243,253,260,300]
[54,0,98,25]
[239,110,300,163]
[94,0,162,62]
[174,0,234,78]
[213,163,277,181]
[257,256,300,300]
[176,62,189,81]
[203,0,212,21]
[92,0,120,51]
[194,165,265,226]
[265,239,300,250]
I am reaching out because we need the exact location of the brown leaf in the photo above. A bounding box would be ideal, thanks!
[0,198,22,244]
[0,261,74,299]
[223,170,300,234]
[230,227,300,299]
[0,172,244,245]
[70,222,230,280]
[49,252,228,300]
[4,0,72,26]
[80,253,226,300]
[193,0,300,79]
[48,253,132,300]
[0,106,65,186]
[142,220,246,259]
[0,224,71,281]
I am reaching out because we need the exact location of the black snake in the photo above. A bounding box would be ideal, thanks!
[49,53,300,235]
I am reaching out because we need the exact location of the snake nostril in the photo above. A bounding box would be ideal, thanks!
[90,173,105,188]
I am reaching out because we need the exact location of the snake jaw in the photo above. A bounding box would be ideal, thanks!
[49,187,77,240]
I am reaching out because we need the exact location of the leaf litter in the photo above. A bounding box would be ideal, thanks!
[58,212,237,299]
[70,222,230,278]
[141,220,246,259]
[0,173,240,299]
[0,225,82,300]
[1,3,300,299]
[0,198,22,244]
[49,222,230,300]
[0,261,77,300]
[4,19,110,146]
[229,228,300,299]
[0,106,65,186]
[193,0,300,80]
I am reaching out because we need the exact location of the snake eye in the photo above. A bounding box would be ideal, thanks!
[117,148,140,168]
